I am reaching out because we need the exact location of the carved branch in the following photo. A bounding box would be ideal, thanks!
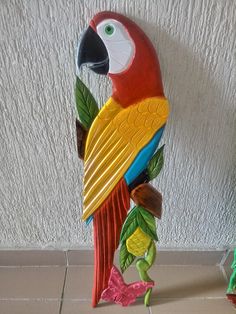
[76,119,87,159]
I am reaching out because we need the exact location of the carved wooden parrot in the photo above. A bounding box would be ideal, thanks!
[77,11,169,307]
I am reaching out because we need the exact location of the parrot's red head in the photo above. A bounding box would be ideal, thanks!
[77,11,164,107]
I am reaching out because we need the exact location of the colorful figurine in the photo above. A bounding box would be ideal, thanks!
[75,11,169,307]
[226,249,236,306]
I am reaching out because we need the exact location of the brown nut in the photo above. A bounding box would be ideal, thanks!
[131,183,162,219]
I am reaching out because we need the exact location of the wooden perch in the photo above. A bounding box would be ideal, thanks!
[76,119,87,159]
[131,183,162,219]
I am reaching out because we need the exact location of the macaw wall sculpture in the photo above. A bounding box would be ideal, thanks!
[75,11,169,307]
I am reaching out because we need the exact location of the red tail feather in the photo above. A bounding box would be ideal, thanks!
[92,178,130,307]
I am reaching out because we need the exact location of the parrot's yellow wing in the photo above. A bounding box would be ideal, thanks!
[83,96,169,220]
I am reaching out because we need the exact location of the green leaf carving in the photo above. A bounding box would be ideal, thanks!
[119,207,138,243]
[119,241,135,273]
[75,77,99,130]
[137,206,158,241]
[147,145,165,180]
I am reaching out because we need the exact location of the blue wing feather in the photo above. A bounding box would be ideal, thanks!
[124,126,165,185]
[86,126,165,225]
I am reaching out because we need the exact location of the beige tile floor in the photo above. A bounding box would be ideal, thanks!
[0,264,235,314]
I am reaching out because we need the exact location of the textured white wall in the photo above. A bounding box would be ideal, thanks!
[0,0,235,249]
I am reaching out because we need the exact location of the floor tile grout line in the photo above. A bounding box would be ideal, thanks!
[58,268,67,314]
[58,273,67,312]
[58,251,68,314]
[67,264,226,268]
[0,265,65,268]
[0,298,61,301]
[65,250,69,267]
[0,296,228,302]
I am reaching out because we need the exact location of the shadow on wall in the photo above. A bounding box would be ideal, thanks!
[124,14,236,246]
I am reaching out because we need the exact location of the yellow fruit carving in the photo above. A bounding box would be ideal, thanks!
[126,227,151,257]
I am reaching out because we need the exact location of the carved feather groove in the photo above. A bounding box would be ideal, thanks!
[83,96,169,220]
[92,178,130,307]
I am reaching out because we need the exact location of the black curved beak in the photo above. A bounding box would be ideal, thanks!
[77,26,109,75]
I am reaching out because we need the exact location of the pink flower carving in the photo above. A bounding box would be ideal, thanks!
[101,265,154,306]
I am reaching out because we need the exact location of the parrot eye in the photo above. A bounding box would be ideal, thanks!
[104,24,115,36]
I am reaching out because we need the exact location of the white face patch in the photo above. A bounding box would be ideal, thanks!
[96,19,135,74]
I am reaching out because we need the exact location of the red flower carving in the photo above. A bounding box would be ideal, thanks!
[101,265,154,306]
